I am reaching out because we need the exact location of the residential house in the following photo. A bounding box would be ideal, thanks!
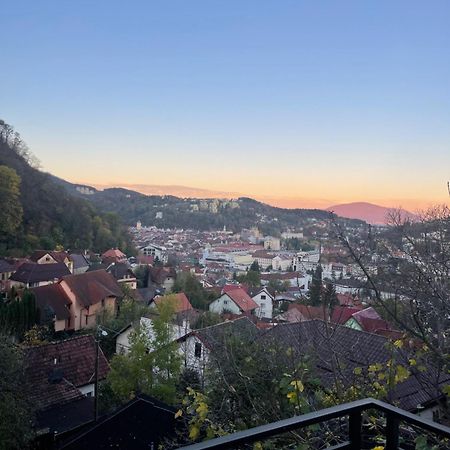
[69,253,90,274]
[141,243,167,263]
[148,266,176,292]
[9,262,71,289]
[106,262,137,290]
[30,250,74,273]
[116,308,198,355]
[31,284,72,331]
[209,287,258,315]
[60,270,122,330]
[24,335,109,439]
[178,316,258,384]
[152,292,194,313]
[344,307,395,335]
[249,287,274,319]
[263,320,450,419]
[30,270,122,331]
[101,248,127,265]
[0,258,17,294]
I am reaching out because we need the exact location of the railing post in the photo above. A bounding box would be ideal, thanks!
[385,412,400,450]
[349,411,362,450]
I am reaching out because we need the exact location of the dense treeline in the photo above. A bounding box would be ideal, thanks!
[66,187,364,234]
[0,290,39,337]
[0,120,135,256]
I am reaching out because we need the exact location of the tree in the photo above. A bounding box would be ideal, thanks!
[237,270,261,288]
[172,272,213,310]
[249,260,260,272]
[0,290,39,338]
[322,281,338,309]
[0,337,34,449]
[332,206,450,418]
[307,265,323,306]
[0,165,23,236]
[107,298,181,404]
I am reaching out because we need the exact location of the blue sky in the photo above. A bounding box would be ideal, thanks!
[1,1,450,208]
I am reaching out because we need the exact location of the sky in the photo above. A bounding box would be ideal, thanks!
[1,1,450,210]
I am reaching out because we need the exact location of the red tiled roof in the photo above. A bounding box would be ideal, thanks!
[225,288,258,312]
[154,292,193,313]
[336,293,358,306]
[331,306,362,325]
[101,248,126,260]
[62,270,122,308]
[24,335,109,411]
[288,303,329,321]
[31,284,71,321]
[222,284,242,294]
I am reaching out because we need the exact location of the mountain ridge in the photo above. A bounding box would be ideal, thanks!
[327,202,415,225]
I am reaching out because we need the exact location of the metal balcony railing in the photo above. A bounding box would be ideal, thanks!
[178,397,450,450]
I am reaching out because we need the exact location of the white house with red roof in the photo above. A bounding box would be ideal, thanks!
[209,287,258,315]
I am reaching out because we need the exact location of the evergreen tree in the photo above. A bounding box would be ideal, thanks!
[322,281,339,309]
[249,260,260,272]
[307,265,323,306]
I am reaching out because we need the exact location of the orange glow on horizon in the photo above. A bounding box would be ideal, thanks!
[68,178,446,213]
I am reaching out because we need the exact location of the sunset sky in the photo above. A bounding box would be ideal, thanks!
[2,1,450,210]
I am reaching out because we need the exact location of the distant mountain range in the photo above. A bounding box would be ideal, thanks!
[327,202,415,225]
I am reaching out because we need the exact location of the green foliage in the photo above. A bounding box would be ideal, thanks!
[237,270,261,287]
[322,281,338,309]
[0,290,39,338]
[180,335,327,446]
[307,265,323,306]
[191,311,223,330]
[172,272,214,310]
[107,299,181,404]
[0,165,23,236]
[268,278,288,292]
[0,119,135,256]
[0,337,34,449]
[249,261,260,272]
[283,238,315,252]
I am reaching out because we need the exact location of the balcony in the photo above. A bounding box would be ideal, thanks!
[178,398,450,450]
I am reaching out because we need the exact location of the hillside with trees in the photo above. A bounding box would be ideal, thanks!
[54,180,366,234]
[0,120,134,256]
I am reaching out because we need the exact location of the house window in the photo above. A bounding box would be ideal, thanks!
[194,342,202,358]
[223,300,228,305]
[85,315,89,325]
[101,298,105,307]
[260,295,266,300]
[67,317,71,328]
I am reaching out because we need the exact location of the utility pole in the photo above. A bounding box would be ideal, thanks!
[94,332,100,422]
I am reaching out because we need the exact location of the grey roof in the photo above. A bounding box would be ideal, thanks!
[10,262,71,284]
[107,262,135,280]
[0,258,15,273]
[263,320,450,412]
[69,254,90,270]
[188,317,258,351]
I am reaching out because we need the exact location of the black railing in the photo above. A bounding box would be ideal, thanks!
[178,398,450,449]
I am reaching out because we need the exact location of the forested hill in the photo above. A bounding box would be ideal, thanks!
[0,120,134,256]
[54,179,366,234]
